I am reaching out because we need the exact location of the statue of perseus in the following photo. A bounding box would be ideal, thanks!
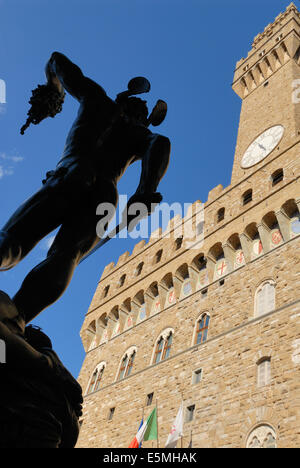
[0,52,170,323]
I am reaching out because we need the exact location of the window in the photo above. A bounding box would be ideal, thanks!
[255,281,275,317]
[108,407,115,421]
[163,333,172,360]
[192,369,202,385]
[247,425,277,448]
[103,285,110,298]
[271,168,284,186]
[87,369,97,395]
[155,249,163,263]
[217,207,225,222]
[186,405,195,422]
[153,330,174,364]
[175,237,183,250]
[201,288,208,298]
[257,358,271,387]
[243,189,253,205]
[126,351,136,377]
[86,363,105,394]
[118,349,136,380]
[154,337,164,364]
[135,262,144,276]
[146,392,154,406]
[118,274,126,288]
[195,314,210,345]
[94,366,105,392]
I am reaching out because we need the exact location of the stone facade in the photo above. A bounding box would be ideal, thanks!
[77,3,300,448]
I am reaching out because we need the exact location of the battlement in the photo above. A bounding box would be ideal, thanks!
[252,3,300,48]
[233,3,300,99]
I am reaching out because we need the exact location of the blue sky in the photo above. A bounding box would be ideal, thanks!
[0,0,295,377]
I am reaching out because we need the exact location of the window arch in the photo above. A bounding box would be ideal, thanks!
[245,223,264,260]
[246,425,277,448]
[86,362,106,395]
[194,313,210,345]
[152,329,174,364]
[255,280,276,317]
[262,212,283,249]
[117,347,137,380]
[192,254,209,289]
[281,199,300,239]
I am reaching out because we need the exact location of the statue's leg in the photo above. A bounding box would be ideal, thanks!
[13,183,118,322]
[0,184,68,270]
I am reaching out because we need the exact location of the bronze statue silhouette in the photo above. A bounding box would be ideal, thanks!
[0,52,170,323]
[0,291,83,448]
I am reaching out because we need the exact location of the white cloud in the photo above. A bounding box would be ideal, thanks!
[0,152,24,179]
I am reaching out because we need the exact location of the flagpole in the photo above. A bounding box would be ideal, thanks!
[181,392,184,449]
[156,398,159,448]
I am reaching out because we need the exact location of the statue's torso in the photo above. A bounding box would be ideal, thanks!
[55,96,151,186]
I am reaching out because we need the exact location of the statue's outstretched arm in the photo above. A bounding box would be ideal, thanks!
[45,51,106,101]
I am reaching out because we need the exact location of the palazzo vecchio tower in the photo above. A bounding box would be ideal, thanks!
[77,3,300,448]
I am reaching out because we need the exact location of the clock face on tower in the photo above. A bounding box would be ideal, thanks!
[241,125,284,168]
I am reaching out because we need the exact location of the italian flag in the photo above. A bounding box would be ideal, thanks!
[128,408,157,448]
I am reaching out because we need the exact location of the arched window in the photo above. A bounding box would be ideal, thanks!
[255,281,275,317]
[153,329,174,364]
[135,262,144,276]
[257,358,271,387]
[86,363,106,395]
[247,425,277,448]
[195,314,210,345]
[118,274,126,288]
[117,348,137,380]
[155,249,163,264]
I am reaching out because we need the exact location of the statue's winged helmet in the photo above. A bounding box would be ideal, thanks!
[116,77,167,127]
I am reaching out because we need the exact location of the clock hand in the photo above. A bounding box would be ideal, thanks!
[253,141,266,151]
